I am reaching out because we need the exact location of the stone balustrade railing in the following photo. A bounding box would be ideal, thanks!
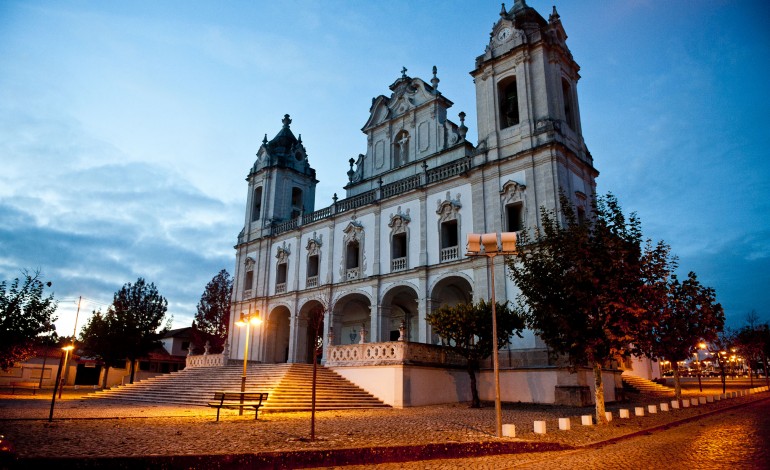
[325,341,466,368]
[186,353,227,369]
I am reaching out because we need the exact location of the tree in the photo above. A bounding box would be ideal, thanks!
[111,278,171,383]
[426,299,525,408]
[646,271,724,401]
[735,312,769,387]
[79,309,125,388]
[0,270,58,371]
[710,328,736,394]
[508,193,658,424]
[191,269,232,354]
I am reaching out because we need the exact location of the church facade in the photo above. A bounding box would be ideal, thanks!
[226,1,609,406]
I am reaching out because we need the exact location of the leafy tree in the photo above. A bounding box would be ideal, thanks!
[735,313,769,387]
[79,309,126,388]
[646,270,724,401]
[508,193,660,424]
[191,269,232,354]
[426,299,524,408]
[709,328,737,394]
[0,270,58,371]
[111,278,170,383]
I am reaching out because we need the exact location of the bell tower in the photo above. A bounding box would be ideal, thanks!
[242,114,318,240]
[471,1,592,168]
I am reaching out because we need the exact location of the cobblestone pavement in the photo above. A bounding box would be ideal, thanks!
[327,397,770,469]
[0,381,767,467]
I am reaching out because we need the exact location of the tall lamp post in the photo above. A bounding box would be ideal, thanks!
[696,342,706,392]
[235,307,261,415]
[466,232,517,438]
[49,345,74,422]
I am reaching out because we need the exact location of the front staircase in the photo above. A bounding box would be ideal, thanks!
[621,372,674,397]
[90,363,389,412]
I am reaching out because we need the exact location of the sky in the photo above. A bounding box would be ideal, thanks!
[1,0,768,337]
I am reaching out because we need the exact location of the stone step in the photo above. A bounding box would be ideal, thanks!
[88,363,389,411]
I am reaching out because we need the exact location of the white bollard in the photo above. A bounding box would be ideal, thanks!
[714,394,720,401]
[690,398,699,406]
[581,415,593,426]
[502,424,516,437]
[732,391,738,398]
[605,411,613,422]
[558,418,571,431]
[634,407,645,417]
[647,405,657,414]
[534,421,547,434]
[619,409,630,418]
[660,403,669,412]
[706,396,714,403]
[671,400,680,409]
[682,400,690,408]
[699,397,707,405]
[720,393,727,400]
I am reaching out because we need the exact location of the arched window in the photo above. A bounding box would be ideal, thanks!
[341,220,364,281]
[498,76,520,128]
[506,202,523,232]
[251,187,263,222]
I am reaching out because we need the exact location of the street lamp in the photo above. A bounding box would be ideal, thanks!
[235,307,261,415]
[696,342,706,392]
[466,232,517,438]
[49,345,74,422]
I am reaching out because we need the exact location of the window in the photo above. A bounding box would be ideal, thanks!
[393,130,409,167]
[577,206,586,225]
[441,220,458,249]
[307,254,319,287]
[392,232,407,271]
[506,203,523,232]
[498,77,520,128]
[251,187,263,222]
[276,262,287,294]
[346,241,360,269]
[562,78,575,130]
[243,270,254,295]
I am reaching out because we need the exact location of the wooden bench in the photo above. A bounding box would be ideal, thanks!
[11,381,39,395]
[207,391,268,421]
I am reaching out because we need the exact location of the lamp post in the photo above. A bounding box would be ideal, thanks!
[49,345,74,422]
[696,342,706,392]
[466,232,517,438]
[235,306,261,415]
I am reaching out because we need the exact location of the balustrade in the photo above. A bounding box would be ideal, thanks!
[391,257,407,272]
[306,275,318,288]
[440,246,459,262]
[186,353,226,368]
[326,342,465,367]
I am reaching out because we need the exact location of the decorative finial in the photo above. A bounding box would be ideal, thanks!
[458,112,468,141]
[298,134,302,143]
[500,3,506,16]
[282,114,292,128]
[401,66,407,78]
[332,193,338,204]
[347,158,355,182]
[431,65,440,92]
[549,6,560,22]
[262,134,268,145]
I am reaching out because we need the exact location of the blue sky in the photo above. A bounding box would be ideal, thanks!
[1,0,768,336]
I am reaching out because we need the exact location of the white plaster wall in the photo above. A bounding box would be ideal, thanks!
[628,356,661,381]
[477,369,557,404]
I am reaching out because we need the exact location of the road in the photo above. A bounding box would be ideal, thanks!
[328,398,770,469]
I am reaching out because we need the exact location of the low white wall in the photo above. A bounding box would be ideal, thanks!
[477,369,558,404]
[333,365,623,407]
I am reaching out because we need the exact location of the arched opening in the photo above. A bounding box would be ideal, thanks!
[264,306,290,363]
[331,293,371,346]
[296,300,326,364]
[380,286,419,342]
[252,187,263,222]
[429,276,474,344]
[393,130,409,167]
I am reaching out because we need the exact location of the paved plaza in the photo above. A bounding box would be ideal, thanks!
[0,379,767,469]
